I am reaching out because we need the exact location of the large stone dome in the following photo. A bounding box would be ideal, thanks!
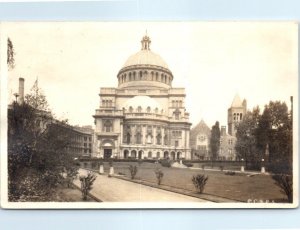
[117,35,173,89]
[123,50,169,69]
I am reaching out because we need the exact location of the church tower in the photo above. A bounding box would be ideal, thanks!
[228,94,247,136]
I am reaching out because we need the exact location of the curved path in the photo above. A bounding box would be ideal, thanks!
[74,169,209,202]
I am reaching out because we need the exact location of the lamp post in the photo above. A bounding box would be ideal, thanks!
[261,158,265,173]
[241,158,245,172]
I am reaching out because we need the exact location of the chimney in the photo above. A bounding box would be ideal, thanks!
[221,126,226,136]
[19,77,25,104]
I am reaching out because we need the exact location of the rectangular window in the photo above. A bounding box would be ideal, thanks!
[175,140,179,147]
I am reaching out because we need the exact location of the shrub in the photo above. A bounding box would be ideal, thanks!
[159,159,172,167]
[65,167,79,188]
[225,171,236,176]
[129,165,138,179]
[219,165,224,171]
[79,172,97,201]
[155,169,164,185]
[272,174,293,203]
[192,174,208,194]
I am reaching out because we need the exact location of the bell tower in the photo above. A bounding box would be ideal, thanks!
[228,94,247,136]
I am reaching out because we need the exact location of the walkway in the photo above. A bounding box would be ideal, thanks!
[74,169,209,202]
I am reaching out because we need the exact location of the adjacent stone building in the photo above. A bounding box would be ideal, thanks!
[190,120,211,160]
[93,35,191,160]
[190,94,246,161]
[219,126,236,160]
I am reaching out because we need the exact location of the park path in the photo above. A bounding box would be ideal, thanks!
[74,169,209,202]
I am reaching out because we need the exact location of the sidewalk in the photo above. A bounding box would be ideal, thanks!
[74,169,210,202]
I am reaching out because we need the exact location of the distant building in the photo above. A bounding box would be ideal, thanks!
[9,78,94,158]
[190,120,211,160]
[228,94,247,136]
[69,125,94,157]
[219,126,236,160]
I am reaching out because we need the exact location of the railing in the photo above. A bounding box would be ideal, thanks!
[100,88,117,94]
[124,112,169,121]
[94,109,124,116]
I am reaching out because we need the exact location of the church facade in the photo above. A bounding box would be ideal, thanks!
[93,35,191,160]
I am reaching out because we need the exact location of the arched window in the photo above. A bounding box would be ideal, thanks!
[147,134,152,143]
[240,113,243,120]
[146,106,151,113]
[137,106,142,113]
[151,71,154,80]
[156,134,161,145]
[129,106,133,113]
[156,72,158,81]
[103,120,112,132]
[139,71,143,80]
[133,71,136,80]
[148,151,152,158]
[126,133,131,144]
[233,113,236,121]
[129,72,132,81]
[155,107,158,113]
[179,100,182,107]
[136,133,142,144]
[164,135,168,145]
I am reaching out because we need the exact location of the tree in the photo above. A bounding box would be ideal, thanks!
[256,101,291,174]
[235,107,261,169]
[210,121,220,161]
[8,81,76,201]
[7,37,15,70]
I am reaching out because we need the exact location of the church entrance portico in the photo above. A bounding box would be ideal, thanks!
[104,149,112,159]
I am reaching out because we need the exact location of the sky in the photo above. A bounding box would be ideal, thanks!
[4,22,298,128]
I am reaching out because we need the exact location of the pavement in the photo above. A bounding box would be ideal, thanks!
[74,169,210,202]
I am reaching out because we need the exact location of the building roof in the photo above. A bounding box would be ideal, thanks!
[122,35,169,70]
[231,94,243,107]
[191,119,211,134]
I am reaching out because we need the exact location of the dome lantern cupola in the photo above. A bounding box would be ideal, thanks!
[141,34,151,50]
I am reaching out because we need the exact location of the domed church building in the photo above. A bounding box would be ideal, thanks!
[93,35,191,160]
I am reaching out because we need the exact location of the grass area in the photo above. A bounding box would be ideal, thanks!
[52,185,96,202]
[96,162,287,202]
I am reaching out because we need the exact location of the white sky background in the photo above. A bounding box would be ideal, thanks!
[5,22,298,128]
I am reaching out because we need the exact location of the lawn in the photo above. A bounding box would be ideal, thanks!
[52,185,96,202]
[97,162,287,202]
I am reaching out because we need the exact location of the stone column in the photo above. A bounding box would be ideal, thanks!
[142,125,146,145]
[120,122,123,144]
[186,129,190,149]
[153,126,156,145]
[161,128,165,145]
